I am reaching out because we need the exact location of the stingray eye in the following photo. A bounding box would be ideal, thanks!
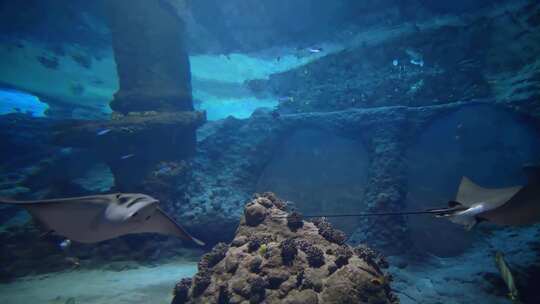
[132,212,139,218]
[117,194,129,205]
[145,215,151,221]
[127,197,144,208]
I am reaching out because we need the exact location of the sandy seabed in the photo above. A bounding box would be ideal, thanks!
[0,259,197,304]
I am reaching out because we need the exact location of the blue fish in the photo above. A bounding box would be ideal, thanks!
[59,239,72,250]
[96,129,111,136]
[120,154,135,160]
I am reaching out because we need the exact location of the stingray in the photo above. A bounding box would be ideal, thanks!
[429,165,540,229]
[0,193,204,245]
[274,166,540,231]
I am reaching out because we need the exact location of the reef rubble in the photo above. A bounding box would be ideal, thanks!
[172,192,397,304]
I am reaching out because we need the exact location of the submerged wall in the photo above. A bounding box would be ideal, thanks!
[1,0,539,264]
[179,101,540,255]
[256,129,369,235]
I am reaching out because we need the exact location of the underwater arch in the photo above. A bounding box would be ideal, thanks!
[256,127,370,234]
[406,104,540,257]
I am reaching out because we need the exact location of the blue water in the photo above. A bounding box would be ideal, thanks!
[0,89,48,117]
[1,1,540,303]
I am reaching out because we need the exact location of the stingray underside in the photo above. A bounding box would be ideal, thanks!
[135,208,205,246]
[456,177,522,209]
[23,201,112,243]
[480,185,540,225]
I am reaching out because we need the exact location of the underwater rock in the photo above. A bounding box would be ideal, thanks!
[246,3,540,117]
[244,201,267,226]
[334,245,354,269]
[286,212,304,232]
[280,238,298,266]
[247,235,273,253]
[171,192,397,304]
[54,111,205,192]
[311,218,347,245]
[191,270,212,297]
[173,278,193,304]
[198,242,228,270]
[302,242,325,268]
[354,244,389,271]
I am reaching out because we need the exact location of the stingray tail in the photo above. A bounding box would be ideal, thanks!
[426,201,469,217]
[0,197,20,204]
[175,224,205,246]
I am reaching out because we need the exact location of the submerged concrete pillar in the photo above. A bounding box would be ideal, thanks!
[57,1,205,214]
[106,0,193,113]
[100,0,204,206]
[350,111,412,254]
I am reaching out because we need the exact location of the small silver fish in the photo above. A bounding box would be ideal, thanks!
[96,129,111,136]
[120,154,135,160]
[308,47,322,53]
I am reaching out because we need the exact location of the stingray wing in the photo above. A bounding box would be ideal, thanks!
[456,177,522,209]
[137,208,205,246]
[480,183,540,226]
[22,200,110,243]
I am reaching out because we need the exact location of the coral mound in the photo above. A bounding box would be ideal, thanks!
[172,193,397,304]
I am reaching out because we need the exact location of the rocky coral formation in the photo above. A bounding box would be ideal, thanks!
[171,193,397,304]
[53,111,205,191]
[248,2,540,118]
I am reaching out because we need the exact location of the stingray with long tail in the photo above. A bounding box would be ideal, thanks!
[429,165,540,229]
[282,165,540,229]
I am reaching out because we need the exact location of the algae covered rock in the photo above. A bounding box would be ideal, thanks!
[172,192,397,304]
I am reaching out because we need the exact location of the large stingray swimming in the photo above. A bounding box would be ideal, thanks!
[430,165,540,229]
[0,193,204,245]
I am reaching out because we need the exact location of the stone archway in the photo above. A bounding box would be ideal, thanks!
[256,128,370,235]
